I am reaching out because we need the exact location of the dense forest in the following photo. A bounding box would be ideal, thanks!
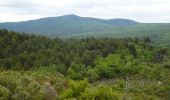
[0,29,170,100]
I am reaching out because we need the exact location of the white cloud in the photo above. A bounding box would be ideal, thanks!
[0,0,170,22]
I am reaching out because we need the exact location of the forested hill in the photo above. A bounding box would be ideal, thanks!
[0,14,170,46]
[0,29,170,99]
[0,14,138,37]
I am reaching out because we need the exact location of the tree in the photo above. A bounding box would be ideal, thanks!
[143,37,151,43]
[128,45,137,58]
[81,51,94,67]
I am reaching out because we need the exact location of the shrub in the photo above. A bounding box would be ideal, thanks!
[85,66,99,82]
[81,85,120,100]
[60,78,89,99]
[0,85,10,100]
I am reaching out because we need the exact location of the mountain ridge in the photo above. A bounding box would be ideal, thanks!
[0,14,138,24]
[0,14,139,37]
[0,14,170,47]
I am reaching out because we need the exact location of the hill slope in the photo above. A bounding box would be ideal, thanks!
[0,14,138,37]
[0,14,170,46]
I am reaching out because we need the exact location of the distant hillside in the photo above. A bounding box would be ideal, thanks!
[0,14,170,46]
[0,14,138,37]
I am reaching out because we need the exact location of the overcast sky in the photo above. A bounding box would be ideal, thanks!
[0,0,170,22]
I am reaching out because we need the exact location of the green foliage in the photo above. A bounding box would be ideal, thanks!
[0,29,170,99]
[95,54,130,78]
[0,29,121,70]
[81,85,120,100]
[0,85,10,100]
[85,66,99,82]
[0,71,46,100]
[67,63,86,80]
[128,45,137,58]
[61,78,89,99]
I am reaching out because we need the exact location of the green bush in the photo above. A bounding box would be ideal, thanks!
[0,85,10,100]
[81,85,120,100]
[85,67,99,82]
[60,78,89,99]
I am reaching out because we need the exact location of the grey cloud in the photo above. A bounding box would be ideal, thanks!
[1,0,35,8]
[0,0,170,22]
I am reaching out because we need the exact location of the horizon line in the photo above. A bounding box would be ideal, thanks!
[0,14,170,23]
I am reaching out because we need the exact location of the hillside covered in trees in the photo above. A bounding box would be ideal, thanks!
[0,15,170,47]
[0,29,170,100]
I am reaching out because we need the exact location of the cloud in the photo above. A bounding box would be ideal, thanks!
[0,0,170,22]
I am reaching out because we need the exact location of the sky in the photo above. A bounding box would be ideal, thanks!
[0,0,170,23]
